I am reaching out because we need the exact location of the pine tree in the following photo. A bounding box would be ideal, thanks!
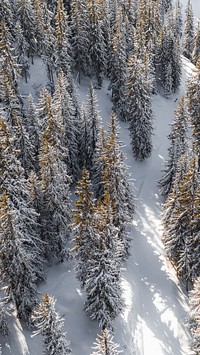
[91,329,123,354]
[32,294,71,354]
[15,21,30,83]
[0,193,40,323]
[53,70,80,182]
[158,96,188,199]
[0,118,45,282]
[72,168,96,287]
[126,55,153,160]
[82,83,102,172]
[109,5,127,121]
[42,16,56,93]
[186,60,200,168]
[25,94,40,170]
[183,0,194,61]
[162,154,200,288]
[192,24,200,66]
[100,113,135,257]
[189,277,200,355]
[0,297,9,336]
[70,0,90,78]
[84,193,124,330]
[1,0,15,36]
[16,0,37,62]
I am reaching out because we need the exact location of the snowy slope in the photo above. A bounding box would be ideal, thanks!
[0,56,197,355]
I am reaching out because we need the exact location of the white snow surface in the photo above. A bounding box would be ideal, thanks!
[1,1,200,351]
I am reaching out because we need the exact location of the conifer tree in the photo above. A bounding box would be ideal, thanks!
[15,21,30,83]
[32,294,71,354]
[84,192,124,330]
[1,0,15,36]
[53,70,80,182]
[91,329,123,354]
[159,97,188,199]
[186,60,200,168]
[109,5,127,121]
[189,277,200,354]
[39,98,71,262]
[72,168,96,287]
[55,0,73,74]
[126,55,153,160]
[192,24,200,66]
[162,154,200,288]
[100,113,134,257]
[0,298,9,336]
[82,83,102,172]
[16,0,36,62]
[70,0,90,78]
[36,88,50,132]
[26,94,40,169]
[183,0,194,61]
[0,193,40,323]
[42,17,56,93]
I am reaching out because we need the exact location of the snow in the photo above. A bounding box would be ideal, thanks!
[1,3,200,352]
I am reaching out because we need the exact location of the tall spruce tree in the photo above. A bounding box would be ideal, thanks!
[158,96,188,200]
[126,54,153,160]
[189,277,200,355]
[192,24,200,66]
[32,294,71,354]
[183,0,194,61]
[91,329,123,354]
[186,60,200,169]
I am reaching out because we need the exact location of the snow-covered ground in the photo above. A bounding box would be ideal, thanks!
[1,0,200,352]
[1,56,197,355]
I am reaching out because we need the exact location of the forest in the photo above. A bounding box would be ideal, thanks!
[0,0,200,354]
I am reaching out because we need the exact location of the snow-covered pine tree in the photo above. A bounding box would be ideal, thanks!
[0,193,40,323]
[0,297,9,336]
[16,0,37,62]
[86,0,107,87]
[183,0,194,61]
[91,329,123,354]
[162,154,200,288]
[72,168,96,287]
[109,5,127,122]
[126,54,153,160]
[100,113,135,257]
[186,60,200,169]
[82,83,102,173]
[15,21,30,83]
[70,0,90,78]
[53,70,80,182]
[25,94,40,170]
[55,0,73,74]
[192,24,200,66]
[158,96,188,200]
[12,114,36,176]
[84,192,124,330]
[189,277,200,355]
[1,0,15,37]
[42,16,56,93]
[0,118,45,281]
[36,87,50,132]
[32,294,71,354]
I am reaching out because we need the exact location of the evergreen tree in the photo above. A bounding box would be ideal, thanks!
[16,0,37,62]
[0,118,45,281]
[84,193,124,330]
[0,193,40,323]
[189,277,200,355]
[42,16,56,93]
[109,5,127,121]
[70,0,90,77]
[158,96,188,199]
[15,21,30,83]
[91,329,123,354]
[183,0,194,61]
[0,297,9,336]
[192,24,200,66]
[36,87,50,132]
[32,294,71,354]
[162,154,200,289]
[186,59,200,168]
[39,99,71,262]
[100,113,135,257]
[26,94,40,169]
[126,55,153,160]
[53,70,80,182]
[1,0,15,36]
[72,168,96,287]
[82,83,102,172]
